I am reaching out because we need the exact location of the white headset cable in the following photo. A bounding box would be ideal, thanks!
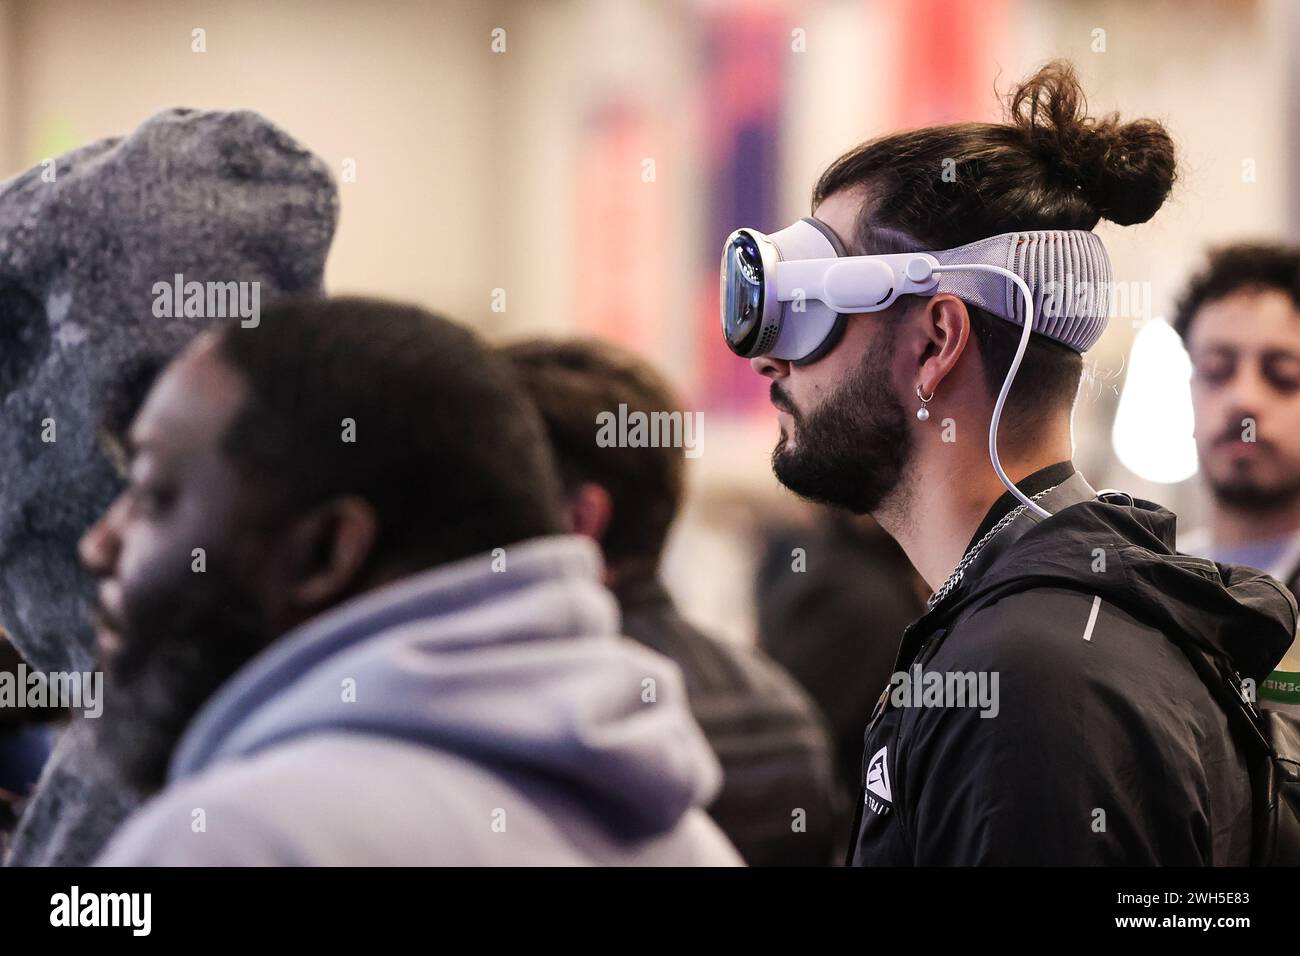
[930,264,1052,520]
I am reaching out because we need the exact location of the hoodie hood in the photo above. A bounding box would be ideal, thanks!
[167,535,722,838]
[0,108,338,674]
[942,475,1297,684]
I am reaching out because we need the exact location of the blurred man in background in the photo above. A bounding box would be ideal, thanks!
[503,338,841,865]
[1177,242,1300,715]
[93,299,739,866]
[755,509,923,801]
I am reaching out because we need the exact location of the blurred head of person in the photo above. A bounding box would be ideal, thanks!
[0,108,337,677]
[747,61,1176,520]
[80,297,566,791]
[1175,243,1300,514]
[501,339,685,586]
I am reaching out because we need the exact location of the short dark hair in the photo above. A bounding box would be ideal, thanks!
[1174,242,1300,341]
[500,338,684,575]
[813,60,1176,433]
[964,310,1084,428]
[214,297,566,571]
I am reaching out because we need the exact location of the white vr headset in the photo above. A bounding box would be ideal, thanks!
[719,218,1114,519]
[720,217,1112,362]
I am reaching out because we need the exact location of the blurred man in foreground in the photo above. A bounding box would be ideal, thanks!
[2,108,338,866]
[92,299,739,865]
[1177,242,1300,715]
[504,338,841,865]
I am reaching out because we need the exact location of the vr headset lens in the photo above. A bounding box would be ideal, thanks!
[721,229,768,357]
[720,219,846,360]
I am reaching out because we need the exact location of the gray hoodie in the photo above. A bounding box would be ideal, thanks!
[97,536,742,866]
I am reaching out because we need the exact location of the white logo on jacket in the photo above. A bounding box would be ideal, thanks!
[864,746,893,817]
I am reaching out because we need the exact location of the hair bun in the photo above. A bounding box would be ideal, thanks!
[1008,61,1176,226]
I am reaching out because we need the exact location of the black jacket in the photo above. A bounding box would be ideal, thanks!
[851,464,1296,866]
[616,576,843,866]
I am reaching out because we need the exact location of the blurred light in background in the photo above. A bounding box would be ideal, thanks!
[1111,320,1198,484]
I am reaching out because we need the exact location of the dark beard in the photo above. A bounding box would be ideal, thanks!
[93,568,273,795]
[771,328,913,514]
[1210,475,1300,513]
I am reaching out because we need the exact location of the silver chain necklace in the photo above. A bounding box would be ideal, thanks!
[925,484,1060,611]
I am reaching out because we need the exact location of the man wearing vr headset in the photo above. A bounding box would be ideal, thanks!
[722,61,1296,865]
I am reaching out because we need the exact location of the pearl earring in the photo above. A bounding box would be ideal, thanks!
[915,385,934,421]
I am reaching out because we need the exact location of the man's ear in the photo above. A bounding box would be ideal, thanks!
[567,482,613,545]
[283,496,381,611]
[914,293,973,396]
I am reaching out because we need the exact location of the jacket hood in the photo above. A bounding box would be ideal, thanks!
[166,535,722,838]
[0,108,338,675]
[949,478,1296,684]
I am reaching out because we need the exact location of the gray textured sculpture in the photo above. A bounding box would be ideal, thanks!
[0,108,337,675]
[1,108,338,865]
